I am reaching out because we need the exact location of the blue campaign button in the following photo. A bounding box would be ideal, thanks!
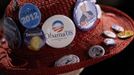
[19,3,41,29]
[73,0,98,31]
[24,28,46,51]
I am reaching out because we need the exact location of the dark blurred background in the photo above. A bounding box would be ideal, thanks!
[0,0,134,75]
[0,0,10,19]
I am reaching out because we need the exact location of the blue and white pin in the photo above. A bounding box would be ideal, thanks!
[74,0,98,31]
[24,28,46,51]
[19,3,41,29]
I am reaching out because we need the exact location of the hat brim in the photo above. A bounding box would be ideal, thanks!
[4,0,134,75]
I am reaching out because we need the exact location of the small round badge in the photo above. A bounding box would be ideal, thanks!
[55,54,80,67]
[88,45,105,58]
[19,3,41,29]
[42,15,76,48]
[103,30,116,38]
[74,0,98,31]
[112,24,124,32]
[24,28,45,51]
[117,30,134,39]
[104,38,116,46]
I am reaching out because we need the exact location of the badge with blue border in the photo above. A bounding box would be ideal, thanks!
[19,3,41,29]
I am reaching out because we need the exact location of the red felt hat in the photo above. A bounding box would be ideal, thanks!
[0,0,134,75]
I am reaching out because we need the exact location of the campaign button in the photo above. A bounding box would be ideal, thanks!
[88,45,105,58]
[19,3,41,29]
[104,38,116,46]
[103,30,116,38]
[117,30,134,39]
[73,0,98,31]
[4,17,22,49]
[24,28,45,51]
[112,24,124,32]
[42,15,76,48]
[55,54,80,67]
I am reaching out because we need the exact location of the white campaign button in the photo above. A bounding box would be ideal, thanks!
[55,54,80,67]
[73,0,98,31]
[42,15,76,48]
[88,45,105,58]
[103,31,116,38]
[104,38,116,46]
[112,24,124,32]
[95,4,102,19]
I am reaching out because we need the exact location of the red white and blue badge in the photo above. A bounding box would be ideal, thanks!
[19,3,41,29]
[42,15,76,48]
[73,0,98,31]
[24,28,45,51]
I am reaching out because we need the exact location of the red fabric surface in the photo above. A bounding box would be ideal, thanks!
[1,0,134,74]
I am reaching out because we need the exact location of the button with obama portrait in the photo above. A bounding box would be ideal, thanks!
[73,0,98,31]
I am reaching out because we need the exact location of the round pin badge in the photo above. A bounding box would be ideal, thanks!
[112,24,124,32]
[24,28,45,51]
[73,0,98,31]
[55,54,80,67]
[4,17,22,49]
[104,38,116,46]
[103,30,116,38]
[117,30,134,39]
[88,45,105,58]
[19,3,41,29]
[42,15,76,48]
